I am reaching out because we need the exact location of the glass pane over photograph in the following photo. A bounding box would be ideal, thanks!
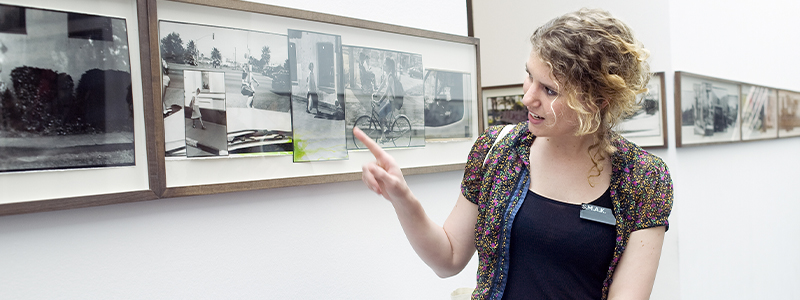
[423,69,472,139]
[0,4,135,173]
[740,84,778,141]
[288,29,347,162]
[159,20,293,158]
[343,45,424,150]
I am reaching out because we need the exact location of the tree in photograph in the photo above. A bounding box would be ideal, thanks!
[160,32,185,63]
[211,47,222,68]
[258,46,271,71]
[184,40,198,66]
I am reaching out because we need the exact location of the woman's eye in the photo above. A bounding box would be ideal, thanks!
[545,87,558,96]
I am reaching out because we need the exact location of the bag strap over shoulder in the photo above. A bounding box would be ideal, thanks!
[483,124,515,166]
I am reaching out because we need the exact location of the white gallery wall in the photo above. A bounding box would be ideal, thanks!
[473,0,800,300]
[0,0,475,299]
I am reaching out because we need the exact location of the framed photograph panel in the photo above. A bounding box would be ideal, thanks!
[740,84,778,141]
[0,0,158,215]
[675,72,741,147]
[778,90,800,138]
[615,72,668,148]
[149,0,481,197]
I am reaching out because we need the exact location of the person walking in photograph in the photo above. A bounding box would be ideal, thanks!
[190,88,206,130]
[241,62,260,108]
[306,62,319,114]
[355,8,673,300]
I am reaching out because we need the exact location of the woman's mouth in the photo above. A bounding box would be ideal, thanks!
[529,111,544,120]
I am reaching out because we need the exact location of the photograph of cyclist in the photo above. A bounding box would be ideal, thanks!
[373,58,397,142]
[342,45,425,150]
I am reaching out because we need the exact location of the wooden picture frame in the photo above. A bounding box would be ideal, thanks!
[674,71,742,147]
[148,0,482,198]
[0,0,159,216]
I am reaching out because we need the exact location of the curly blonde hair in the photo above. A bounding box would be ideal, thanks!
[530,8,650,182]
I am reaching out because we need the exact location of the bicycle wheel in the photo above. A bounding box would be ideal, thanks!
[353,115,379,149]
[388,115,412,147]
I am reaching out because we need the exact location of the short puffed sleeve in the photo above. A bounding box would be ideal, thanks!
[460,125,504,205]
[634,155,674,231]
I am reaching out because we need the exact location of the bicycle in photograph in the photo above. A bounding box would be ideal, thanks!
[352,94,412,149]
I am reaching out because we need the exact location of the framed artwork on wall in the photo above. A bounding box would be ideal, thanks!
[778,90,800,138]
[480,84,525,130]
[148,0,482,199]
[674,72,741,147]
[0,0,159,216]
[740,84,778,141]
[615,72,668,148]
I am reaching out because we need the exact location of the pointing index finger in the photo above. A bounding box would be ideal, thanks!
[353,127,389,160]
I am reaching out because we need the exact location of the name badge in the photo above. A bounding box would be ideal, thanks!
[580,204,616,226]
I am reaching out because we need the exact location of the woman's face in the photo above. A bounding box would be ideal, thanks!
[522,53,579,138]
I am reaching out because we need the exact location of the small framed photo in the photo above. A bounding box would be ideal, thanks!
[778,90,800,138]
[740,84,778,141]
[481,84,525,129]
[615,72,668,148]
[675,72,741,147]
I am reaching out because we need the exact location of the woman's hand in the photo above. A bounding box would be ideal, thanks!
[353,127,410,203]
[354,127,478,277]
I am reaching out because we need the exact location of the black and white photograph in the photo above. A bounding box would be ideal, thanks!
[0,4,134,172]
[740,84,778,141]
[182,70,228,157]
[614,73,667,147]
[778,90,800,138]
[159,21,292,157]
[423,69,472,139]
[288,29,347,162]
[677,73,740,146]
[343,45,424,150]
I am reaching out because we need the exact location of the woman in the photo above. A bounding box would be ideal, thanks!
[306,62,319,114]
[373,57,397,141]
[189,88,205,130]
[354,8,672,300]
[242,63,260,108]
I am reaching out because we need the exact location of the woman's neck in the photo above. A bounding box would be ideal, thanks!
[533,134,596,158]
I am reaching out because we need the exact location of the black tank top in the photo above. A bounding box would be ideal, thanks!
[500,188,615,300]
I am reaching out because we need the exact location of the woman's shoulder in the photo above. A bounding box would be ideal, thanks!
[611,134,672,197]
[611,134,667,169]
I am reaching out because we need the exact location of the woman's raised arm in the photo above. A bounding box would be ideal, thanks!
[354,127,478,277]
